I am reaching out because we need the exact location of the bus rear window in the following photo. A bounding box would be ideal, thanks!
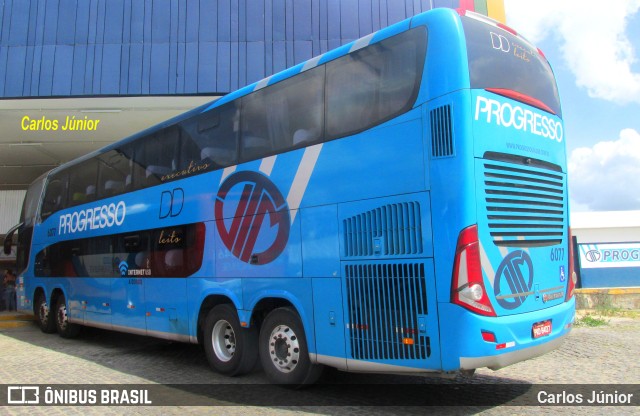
[462,16,562,117]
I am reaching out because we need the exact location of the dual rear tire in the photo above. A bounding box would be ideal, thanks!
[35,292,81,338]
[54,294,81,338]
[35,292,56,334]
[203,304,258,376]
[33,292,82,338]
[203,305,323,386]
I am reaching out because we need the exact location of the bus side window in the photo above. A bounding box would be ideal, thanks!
[133,128,179,189]
[175,127,206,173]
[67,159,99,207]
[98,150,130,198]
[151,224,204,277]
[34,247,51,277]
[266,66,324,151]
[41,175,67,221]
[241,94,272,162]
[239,66,325,160]
[326,27,425,139]
[190,102,239,169]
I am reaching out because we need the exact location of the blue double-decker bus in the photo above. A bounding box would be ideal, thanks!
[4,8,575,385]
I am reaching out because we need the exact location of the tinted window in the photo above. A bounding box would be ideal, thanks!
[132,126,180,189]
[41,173,67,221]
[326,27,426,138]
[98,150,131,198]
[35,223,205,278]
[180,101,239,169]
[21,174,45,225]
[462,16,562,116]
[68,159,99,207]
[240,66,325,162]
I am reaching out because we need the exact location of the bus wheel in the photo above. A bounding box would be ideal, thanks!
[54,295,80,338]
[35,292,56,334]
[203,304,257,376]
[259,307,323,386]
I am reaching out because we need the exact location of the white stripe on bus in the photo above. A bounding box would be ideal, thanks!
[287,143,323,225]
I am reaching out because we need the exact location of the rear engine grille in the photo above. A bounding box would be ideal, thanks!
[483,160,566,247]
[345,262,430,360]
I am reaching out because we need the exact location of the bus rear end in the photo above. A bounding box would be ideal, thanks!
[435,11,576,372]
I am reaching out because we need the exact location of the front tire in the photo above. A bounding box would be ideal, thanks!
[35,292,56,334]
[203,304,258,376]
[259,307,323,386]
[55,295,81,338]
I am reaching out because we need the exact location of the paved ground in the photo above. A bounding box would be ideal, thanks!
[0,312,638,415]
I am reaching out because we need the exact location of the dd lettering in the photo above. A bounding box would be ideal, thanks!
[159,188,184,219]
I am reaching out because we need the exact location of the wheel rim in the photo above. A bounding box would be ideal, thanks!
[268,324,300,373]
[212,319,236,362]
[38,300,49,325]
[57,303,68,331]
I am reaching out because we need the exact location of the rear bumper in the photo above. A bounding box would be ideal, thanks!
[439,297,575,371]
[459,330,567,370]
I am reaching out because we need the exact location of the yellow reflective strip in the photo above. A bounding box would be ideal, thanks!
[487,0,506,24]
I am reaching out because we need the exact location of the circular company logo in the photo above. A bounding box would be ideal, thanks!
[215,171,290,265]
[585,250,601,262]
[494,250,534,310]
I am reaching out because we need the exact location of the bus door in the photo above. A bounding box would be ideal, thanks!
[111,233,147,334]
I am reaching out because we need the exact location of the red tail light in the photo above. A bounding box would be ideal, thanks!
[451,225,496,316]
[485,88,556,115]
[496,22,518,36]
[565,228,577,301]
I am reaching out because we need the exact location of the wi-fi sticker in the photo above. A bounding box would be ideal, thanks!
[119,261,129,276]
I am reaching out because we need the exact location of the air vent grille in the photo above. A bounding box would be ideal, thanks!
[430,105,454,157]
[343,202,423,257]
[345,262,430,360]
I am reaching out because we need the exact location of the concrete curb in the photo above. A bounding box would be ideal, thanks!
[575,287,640,310]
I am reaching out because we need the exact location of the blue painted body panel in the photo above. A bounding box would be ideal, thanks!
[580,268,640,288]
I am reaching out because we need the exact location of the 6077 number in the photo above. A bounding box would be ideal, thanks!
[550,247,565,261]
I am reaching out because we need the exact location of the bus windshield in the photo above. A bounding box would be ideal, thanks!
[462,15,562,117]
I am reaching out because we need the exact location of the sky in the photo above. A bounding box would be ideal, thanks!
[504,0,640,212]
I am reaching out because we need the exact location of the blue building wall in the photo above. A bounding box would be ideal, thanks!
[0,0,463,98]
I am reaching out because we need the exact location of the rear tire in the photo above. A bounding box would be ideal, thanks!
[55,295,81,338]
[259,307,323,386]
[35,292,56,334]
[203,304,258,376]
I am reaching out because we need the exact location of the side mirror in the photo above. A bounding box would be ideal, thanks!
[3,233,13,255]
[3,223,22,255]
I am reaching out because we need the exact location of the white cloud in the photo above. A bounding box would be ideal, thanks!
[504,0,640,104]
[568,129,640,211]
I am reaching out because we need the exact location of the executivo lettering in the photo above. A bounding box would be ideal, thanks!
[59,201,126,235]
[475,96,563,143]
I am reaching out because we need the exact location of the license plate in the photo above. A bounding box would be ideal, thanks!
[532,320,552,339]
